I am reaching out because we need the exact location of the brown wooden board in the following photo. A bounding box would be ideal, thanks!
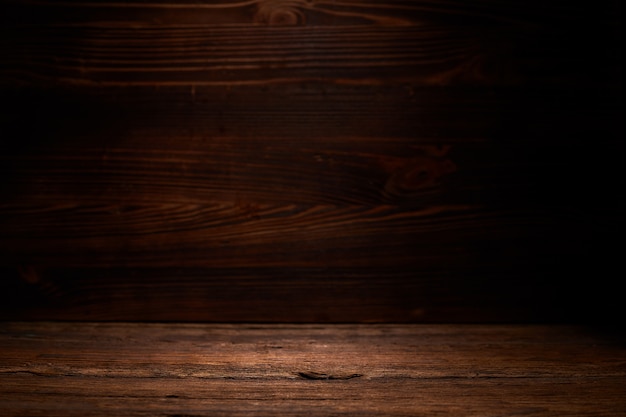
[1,323,625,416]
[0,0,622,323]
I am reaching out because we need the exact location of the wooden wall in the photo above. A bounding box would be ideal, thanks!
[0,0,622,323]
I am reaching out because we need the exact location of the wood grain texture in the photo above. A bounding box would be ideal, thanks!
[1,323,625,416]
[2,0,616,87]
[0,86,620,322]
[0,1,622,323]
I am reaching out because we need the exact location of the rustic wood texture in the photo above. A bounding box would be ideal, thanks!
[0,0,622,322]
[1,323,625,416]
[0,0,619,87]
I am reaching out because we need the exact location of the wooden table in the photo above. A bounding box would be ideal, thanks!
[1,323,625,416]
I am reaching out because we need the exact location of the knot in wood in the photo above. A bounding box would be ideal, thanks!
[381,145,457,198]
[255,0,307,26]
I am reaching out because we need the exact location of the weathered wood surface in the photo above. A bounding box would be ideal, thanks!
[1,323,625,416]
[0,0,622,322]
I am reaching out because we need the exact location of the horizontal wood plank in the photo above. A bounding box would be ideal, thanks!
[1,0,618,87]
[1,84,620,206]
[1,323,625,416]
[0,203,609,268]
[0,265,590,323]
[1,0,596,27]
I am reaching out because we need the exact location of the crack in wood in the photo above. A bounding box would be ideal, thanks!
[298,371,362,380]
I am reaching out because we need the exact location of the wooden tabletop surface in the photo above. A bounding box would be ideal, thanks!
[1,322,625,416]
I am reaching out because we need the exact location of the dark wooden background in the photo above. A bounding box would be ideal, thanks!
[0,0,622,324]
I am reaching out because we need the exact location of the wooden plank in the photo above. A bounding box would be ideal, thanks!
[1,0,595,27]
[2,85,620,203]
[1,0,618,87]
[0,265,585,322]
[0,202,587,265]
[1,323,625,416]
